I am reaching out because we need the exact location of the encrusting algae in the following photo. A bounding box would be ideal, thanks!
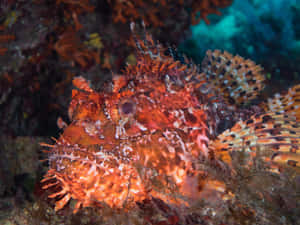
[41,29,300,214]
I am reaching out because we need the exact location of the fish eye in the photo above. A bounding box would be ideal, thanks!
[119,101,135,116]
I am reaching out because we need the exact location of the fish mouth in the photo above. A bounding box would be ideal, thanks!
[42,136,148,210]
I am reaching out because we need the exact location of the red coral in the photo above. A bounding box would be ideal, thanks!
[108,0,233,26]
[190,0,233,24]
[53,27,100,69]
[56,0,94,30]
[0,25,15,55]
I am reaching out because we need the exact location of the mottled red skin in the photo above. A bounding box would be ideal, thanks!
[41,38,216,212]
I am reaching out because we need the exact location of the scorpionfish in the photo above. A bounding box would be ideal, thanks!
[41,32,300,213]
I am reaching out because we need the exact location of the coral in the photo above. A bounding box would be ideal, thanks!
[53,27,100,69]
[0,9,17,55]
[0,26,15,55]
[108,0,233,26]
[55,0,94,30]
[189,0,233,25]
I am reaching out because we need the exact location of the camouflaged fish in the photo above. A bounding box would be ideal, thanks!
[41,32,300,213]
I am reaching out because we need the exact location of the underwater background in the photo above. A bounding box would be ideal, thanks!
[0,0,299,224]
[180,0,300,89]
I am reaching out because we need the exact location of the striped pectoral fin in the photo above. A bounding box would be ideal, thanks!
[212,112,300,173]
[271,152,300,173]
[201,50,265,106]
[264,84,300,121]
[210,142,233,166]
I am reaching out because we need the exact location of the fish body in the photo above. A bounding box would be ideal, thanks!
[42,34,300,213]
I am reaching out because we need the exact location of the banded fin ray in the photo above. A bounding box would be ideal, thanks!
[201,50,265,106]
[264,84,300,121]
[212,112,300,171]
